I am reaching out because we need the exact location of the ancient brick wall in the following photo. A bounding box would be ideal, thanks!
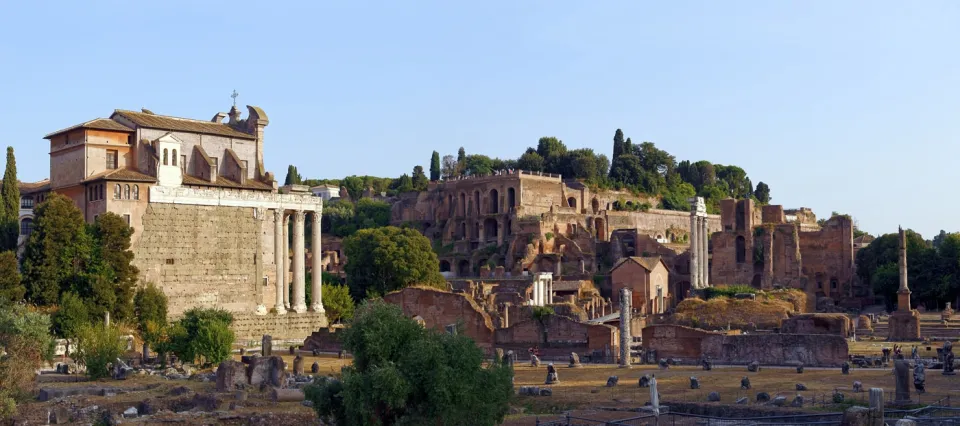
[641,325,722,360]
[382,286,495,349]
[494,315,617,356]
[780,314,852,336]
[132,203,275,317]
[797,215,855,298]
[301,326,345,353]
[700,333,849,367]
[232,312,328,341]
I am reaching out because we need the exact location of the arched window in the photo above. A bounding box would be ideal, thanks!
[114,184,121,200]
[124,184,130,200]
[163,149,169,165]
[133,185,139,200]
[20,218,33,236]
[172,149,178,166]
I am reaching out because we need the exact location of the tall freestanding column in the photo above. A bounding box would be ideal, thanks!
[689,213,700,289]
[311,212,324,313]
[274,210,286,315]
[897,226,911,311]
[292,210,307,313]
[619,287,632,368]
[700,216,709,287]
[283,214,291,309]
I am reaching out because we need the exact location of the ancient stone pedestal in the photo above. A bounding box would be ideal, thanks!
[887,310,921,341]
[893,359,911,404]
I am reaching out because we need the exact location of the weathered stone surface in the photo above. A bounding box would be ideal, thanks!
[38,387,120,402]
[707,392,720,402]
[736,397,748,404]
[740,376,751,390]
[247,356,286,388]
[568,352,581,368]
[690,376,700,389]
[840,406,872,426]
[701,334,848,367]
[311,361,320,374]
[606,376,618,387]
[747,361,760,372]
[639,375,650,388]
[771,396,786,406]
[781,314,852,336]
[292,355,304,376]
[796,383,807,391]
[216,360,248,392]
[383,287,494,350]
[756,392,770,403]
[262,335,272,356]
[271,388,305,402]
[791,394,804,407]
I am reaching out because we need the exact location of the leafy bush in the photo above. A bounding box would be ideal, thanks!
[322,284,355,323]
[167,308,234,365]
[52,291,90,340]
[532,305,555,322]
[304,300,513,425]
[0,304,55,419]
[134,283,167,348]
[74,323,127,379]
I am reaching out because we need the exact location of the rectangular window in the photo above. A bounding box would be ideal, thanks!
[123,214,131,226]
[21,197,33,209]
[106,150,118,170]
[180,155,186,173]
[211,157,219,174]
[20,219,32,236]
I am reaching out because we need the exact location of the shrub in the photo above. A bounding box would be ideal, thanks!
[52,291,90,341]
[74,323,127,379]
[168,308,234,365]
[322,284,355,323]
[702,285,757,300]
[0,304,55,419]
[134,283,167,348]
[532,306,555,322]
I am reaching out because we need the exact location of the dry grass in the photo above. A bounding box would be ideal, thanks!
[674,297,793,329]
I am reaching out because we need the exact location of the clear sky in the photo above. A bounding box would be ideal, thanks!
[1,1,957,238]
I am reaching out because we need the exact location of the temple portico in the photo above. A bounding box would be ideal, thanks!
[688,197,709,289]
[149,185,325,318]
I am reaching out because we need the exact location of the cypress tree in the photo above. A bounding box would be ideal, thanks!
[0,147,18,250]
[456,147,466,176]
[612,129,625,158]
[429,151,441,181]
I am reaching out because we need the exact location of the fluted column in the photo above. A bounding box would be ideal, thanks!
[689,214,699,289]
[311,212,324,312]
[700,217,709,288]
[274,210,286,315]
[292,210,307,313]
[283,214,290,309]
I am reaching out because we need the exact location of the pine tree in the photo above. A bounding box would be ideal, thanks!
[20,193,93,305]
[412,166,429,191]
[429,151,441,181]
[284,165,302,186]
[612,129,625,158]
[456,147,466,176]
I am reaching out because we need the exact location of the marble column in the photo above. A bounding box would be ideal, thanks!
[619,287,632,368]
[311,212,324,313]
[283,214,290,309]
[274,210,286,315]
[689,214,699,289]
[292,210,307,313]
[700,217,709,288]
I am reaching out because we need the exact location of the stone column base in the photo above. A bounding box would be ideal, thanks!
[887,310,921,341]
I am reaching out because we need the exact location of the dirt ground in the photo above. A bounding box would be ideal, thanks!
[14,342,958,425]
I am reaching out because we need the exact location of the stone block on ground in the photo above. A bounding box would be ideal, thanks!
[247,355,287,388]
[708,392,720,402]
[216,360,248,392]
[271,388,305,402]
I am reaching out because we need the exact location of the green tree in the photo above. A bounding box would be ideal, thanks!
[0,304,56,416]
[754,181,771,204]
[464,155,494,176]
[0,147,19,251]
[516,150,545,172]
[92,213,138,322]
[343,226,446,300]
[284,165,302,186]
[411,166,428,191]
[440,155,458,179]
[612,129,625,158]
[0,251,24,303]
[392,174,414,193]
[167,308,234,365]
[429,151,441,181]
[341,176,364,200]
[51,291,89,342]
[304,300,513,426]
[21,193,93,306]
[134,283,168,350]
[456,147,467,176]
[322,283,355,323]
[74,323,127,379]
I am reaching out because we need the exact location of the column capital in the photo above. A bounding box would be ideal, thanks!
[293,210,306,222]
[311,210,321,225]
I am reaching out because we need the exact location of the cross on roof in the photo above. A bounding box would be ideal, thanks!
[231,90,239,107]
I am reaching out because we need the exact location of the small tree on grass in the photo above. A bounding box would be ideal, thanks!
[167,308,234,366]
[74,323,127,380]
[51,291,89,355]
[304,300,513,425]
[322,283,355,323]
[134,283,168,355]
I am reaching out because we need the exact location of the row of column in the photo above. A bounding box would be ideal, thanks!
[273,209,324,315]
[689,197,709,290]
[530,273,553,306]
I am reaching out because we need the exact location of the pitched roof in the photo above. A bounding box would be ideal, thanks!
[610,256,666,273]
[17,179,50,194]
[112,109,256,140]
[853,235,876,245]
[83,168,157,183]
[44,118,134,139]
[181,173,273,191]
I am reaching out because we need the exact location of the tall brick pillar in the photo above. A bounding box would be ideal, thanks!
[274,210,286,315]
[311,211,324,313]
[292,210,307,313]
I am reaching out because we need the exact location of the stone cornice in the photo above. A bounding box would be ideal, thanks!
[149,185,322,212]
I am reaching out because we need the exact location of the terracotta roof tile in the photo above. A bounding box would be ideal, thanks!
[44,118,133,139]
[17,179,50,194]
[611,256,665,272]
[83,168,157,183]
[112,110,256,140]
[181,173,273,191]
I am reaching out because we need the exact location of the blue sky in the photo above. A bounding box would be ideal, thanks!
[1,1,957,237]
